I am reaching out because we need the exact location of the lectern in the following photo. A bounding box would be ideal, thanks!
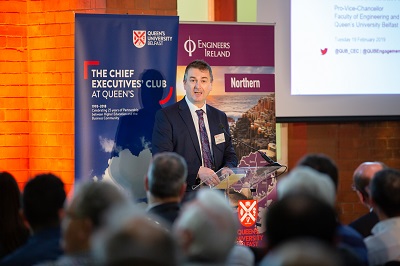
[193,165,280,192]
[193,164,282,247]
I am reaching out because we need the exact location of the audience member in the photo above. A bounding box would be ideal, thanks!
[349,161,387,238]
[0,173,66,266]
[145,152,187,225]
[92,204,177,266]
[225,244,255,266]
[364,168,400,265]
[296,153,369,265]
[277,166,336,206]
[261,192,350,266]
[0,172,29,259]
[38,180,130,265]
[277,165,367,265]
[265,192,338,251]
[260,238,342,266]
[173,188,238,265]
[296,153,339,188]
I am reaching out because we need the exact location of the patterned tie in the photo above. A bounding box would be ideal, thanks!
[196,109,213,169]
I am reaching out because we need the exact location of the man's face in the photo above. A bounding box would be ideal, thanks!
[184,67,212,108]
[61,199,91,253]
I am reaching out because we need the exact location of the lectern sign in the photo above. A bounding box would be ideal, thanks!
[238,200,258,227]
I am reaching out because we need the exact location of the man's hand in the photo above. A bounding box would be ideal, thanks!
[198,166,220,187]
[220,167,234,177]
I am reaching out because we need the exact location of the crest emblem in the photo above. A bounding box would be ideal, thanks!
[238,200,257,227]
[133,30,146,48]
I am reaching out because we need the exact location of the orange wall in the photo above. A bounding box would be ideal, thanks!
[0,0,177,194]
[288,122,400,224]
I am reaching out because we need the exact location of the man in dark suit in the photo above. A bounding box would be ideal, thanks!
[0,173,66,266]
[349,161,387,238]
[145,152,187,225]
[152,60,238,200]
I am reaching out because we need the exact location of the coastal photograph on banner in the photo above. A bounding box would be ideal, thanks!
[75,14,178,200]
[178,22,276,247]
[176,66,276,163]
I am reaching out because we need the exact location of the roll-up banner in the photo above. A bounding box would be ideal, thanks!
[178,22,276,247]
[75,14,178,199]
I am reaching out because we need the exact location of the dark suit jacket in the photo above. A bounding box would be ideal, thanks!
[0,227,62,266]
[152,99,238,189]
[147,202,181,225]
[349,211,379,238]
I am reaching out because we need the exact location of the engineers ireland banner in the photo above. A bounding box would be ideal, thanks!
[178,22,276,247]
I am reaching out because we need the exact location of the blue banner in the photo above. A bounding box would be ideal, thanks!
[75,14,178,199]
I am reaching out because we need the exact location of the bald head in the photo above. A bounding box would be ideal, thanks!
[354,162,385,180]
[353,162,387,204]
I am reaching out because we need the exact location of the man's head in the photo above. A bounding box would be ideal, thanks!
[183,60,213,108]
[92,205,177,266]
[265,193,338,251]
[296,153,339,191]
[62,181,129,254]
[22,173,66,232]
[0,171,22,220]
[352,161,387,206]
[278,166,336,207]
[370,168,400,219]
[145,152,187,204]
[261,239,342,266]
[173,188,238,263]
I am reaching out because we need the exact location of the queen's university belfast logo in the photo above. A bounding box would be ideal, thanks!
[133,30,146,48]
[238,200,258,227]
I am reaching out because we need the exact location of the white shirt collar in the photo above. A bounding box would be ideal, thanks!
[185,96,207,114]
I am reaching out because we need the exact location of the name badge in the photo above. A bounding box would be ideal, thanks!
[214,133,225,145]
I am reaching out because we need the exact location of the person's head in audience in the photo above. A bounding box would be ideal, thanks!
[297,153,339,190]
[352,161,387,209]
[22,173,66,232]
[62,180,129,255]
[260,238,342,266]
[92,204,177,266]
[0,172,29,258]
[278,166,336,207]
[265,193,338,251]
[145,151,187,204]
[370,168,400,220]
[173,188,238,264]
[364,168,400,266]
[278,161,368,266]
[0,173,66,266]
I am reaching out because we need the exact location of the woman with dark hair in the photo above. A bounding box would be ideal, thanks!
[0,172,29,259]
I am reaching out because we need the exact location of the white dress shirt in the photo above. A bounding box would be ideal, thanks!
[364,217,400,265]
[185,96,214,166]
